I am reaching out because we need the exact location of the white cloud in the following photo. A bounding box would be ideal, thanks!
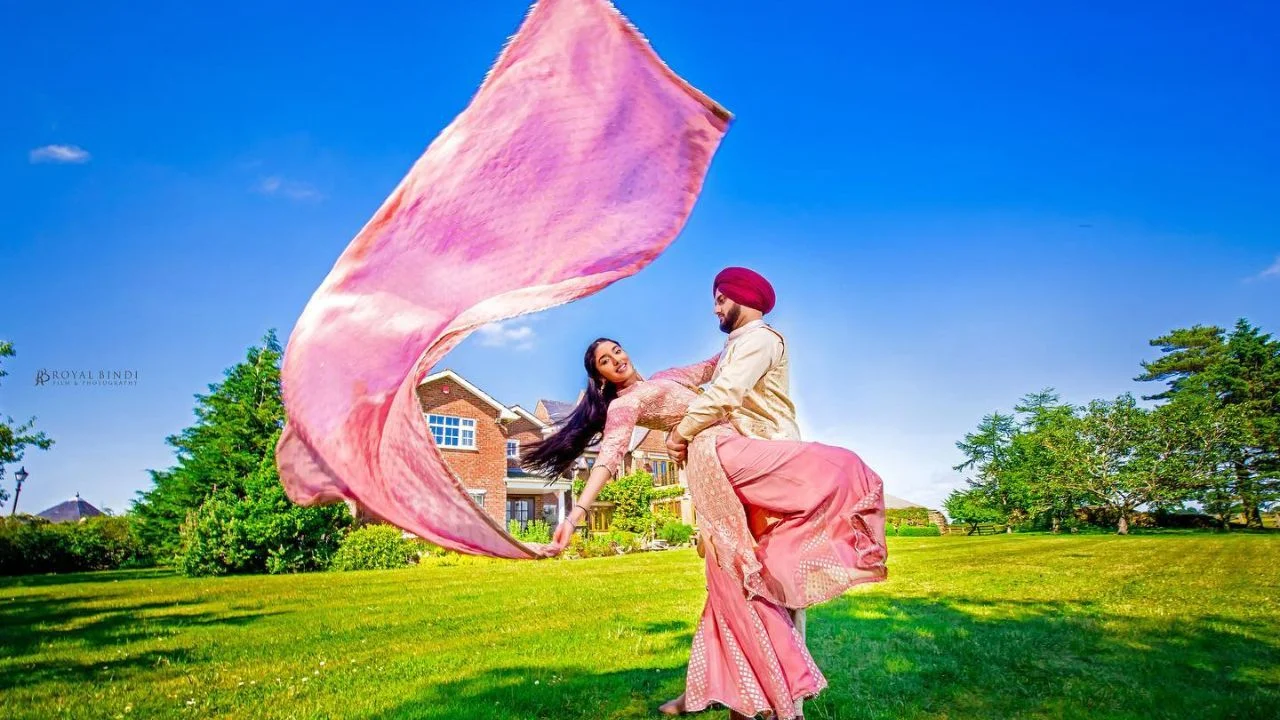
[477,322,536,351]
[255,175,322,202]
[1254,256,1280,281]
[29,144,90,164]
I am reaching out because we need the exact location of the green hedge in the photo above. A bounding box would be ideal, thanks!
[885,507,931,526]
[0,516,151,576]
[896,524,941,537]
[330,525,419,571]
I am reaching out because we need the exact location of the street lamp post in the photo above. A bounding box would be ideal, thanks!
[11,466,29,516]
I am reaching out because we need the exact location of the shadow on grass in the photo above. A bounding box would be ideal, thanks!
[0,567,177,589]
[0,588,278,691]
[366,596,1280,720]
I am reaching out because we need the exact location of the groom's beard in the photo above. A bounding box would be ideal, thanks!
[718,305,741,333]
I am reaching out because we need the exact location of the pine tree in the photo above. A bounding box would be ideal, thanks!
[1138,320,1280,527]
[133,331,288,555]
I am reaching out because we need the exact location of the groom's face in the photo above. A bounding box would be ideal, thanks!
[714,291,742,334]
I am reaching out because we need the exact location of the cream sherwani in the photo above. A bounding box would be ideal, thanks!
[675,319,800,443]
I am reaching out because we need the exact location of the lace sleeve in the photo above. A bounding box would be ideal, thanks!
[653,354,721,388]
[596,398,639,476]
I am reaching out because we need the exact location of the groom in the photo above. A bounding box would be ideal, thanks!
[665,266,808,718]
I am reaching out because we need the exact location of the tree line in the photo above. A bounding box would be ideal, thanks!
[945,320,1279,534]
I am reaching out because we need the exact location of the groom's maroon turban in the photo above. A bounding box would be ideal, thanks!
[714,267,776,314]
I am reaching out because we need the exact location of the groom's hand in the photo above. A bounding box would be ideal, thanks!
[665,430,689,464]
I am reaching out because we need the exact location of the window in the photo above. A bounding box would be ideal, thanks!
[507,497,533,530]
[467,490,486,507]
[427,414,476,449]
[651,459,679,486]
[506,439,520,459]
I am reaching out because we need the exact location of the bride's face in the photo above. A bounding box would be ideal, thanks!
[593,341,638,386]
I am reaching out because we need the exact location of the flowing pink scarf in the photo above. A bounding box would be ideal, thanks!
[276,0,730,558]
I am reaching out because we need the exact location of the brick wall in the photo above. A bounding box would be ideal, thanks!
[417,378,508,522]
[507,418,544,471]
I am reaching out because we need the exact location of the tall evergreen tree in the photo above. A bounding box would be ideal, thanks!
[953,412,1023,524]
[1138,320,1280,526]
[133,331,288,555]
[1136,325,1228,400]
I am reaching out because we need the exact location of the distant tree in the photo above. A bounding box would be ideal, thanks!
[943,488,1007,533]
[0,341,54,508]
[1138,320,1280,526]
[1046,394,1226,534]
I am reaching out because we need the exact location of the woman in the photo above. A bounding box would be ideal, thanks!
[524,338,888,720]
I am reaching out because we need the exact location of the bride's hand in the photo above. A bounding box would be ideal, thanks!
[540,519,578,557]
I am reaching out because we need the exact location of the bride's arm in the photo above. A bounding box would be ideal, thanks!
[543,401,638,555]
[653,354,721,387]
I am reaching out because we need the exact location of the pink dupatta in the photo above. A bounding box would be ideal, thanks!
[275,0,730,558]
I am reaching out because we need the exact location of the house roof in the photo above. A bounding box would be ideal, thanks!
[884,494,926,509]
[508,405,545,427]
[538,399,577,423]
[420,369,546,426]
[36,495,103,523]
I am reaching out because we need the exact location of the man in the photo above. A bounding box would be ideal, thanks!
[667,266,799,452]
[665,266,808,718]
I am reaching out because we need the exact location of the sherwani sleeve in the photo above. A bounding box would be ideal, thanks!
[675,330,782,440]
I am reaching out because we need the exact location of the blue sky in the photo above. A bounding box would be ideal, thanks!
[2,0,1277,514]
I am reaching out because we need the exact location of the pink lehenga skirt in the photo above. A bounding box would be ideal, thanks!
[681,430,888,719]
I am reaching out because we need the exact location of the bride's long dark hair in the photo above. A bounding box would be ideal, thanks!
[521,338,620,479]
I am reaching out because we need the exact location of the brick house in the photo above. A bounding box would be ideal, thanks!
[416,370,571,529]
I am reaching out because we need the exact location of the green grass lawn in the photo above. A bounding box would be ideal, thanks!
[2,534,1278,720]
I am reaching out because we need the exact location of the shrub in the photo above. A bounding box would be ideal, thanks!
[0,517,72,575]
[897,525,941,537]
[67,516,150,571]
[331,525,419,571]
[578,534,621,557]
[174,440,351,577]
[573,470,656,533]
[885,507,930,527]
[176,493,256,577]
[565,530,640,558]
[658,521,694,545]
[508,519,552,544]
[885,524,899,536]
[0,516,150,576]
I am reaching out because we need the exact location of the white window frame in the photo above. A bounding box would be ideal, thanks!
[506,439,520,459]
[467,489,486,506]
[427,414,477,449]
